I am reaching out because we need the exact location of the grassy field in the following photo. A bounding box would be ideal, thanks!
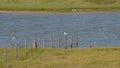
[0,48,120,68]
[0,0,120,12]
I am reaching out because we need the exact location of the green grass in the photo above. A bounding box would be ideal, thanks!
[0,0,120,12]
[0,48,120,68]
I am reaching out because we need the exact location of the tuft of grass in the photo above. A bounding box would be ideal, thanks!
[0,48,120,68]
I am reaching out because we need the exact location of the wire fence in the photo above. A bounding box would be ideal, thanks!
[0,34,82,62]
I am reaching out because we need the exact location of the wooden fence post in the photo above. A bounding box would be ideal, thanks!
[64,32,67,49]
[70,35,73,48]
[50,37,54,48]
[15,43,18,58]
[25,40,27,56]
[4,48,7,61]
[76,35,78,48]
[33,37,37,48]
[43,37,46,48]
[58,35,61,48]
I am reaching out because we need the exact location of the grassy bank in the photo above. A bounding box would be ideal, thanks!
[0,0,120,12]
[0,48,120,68]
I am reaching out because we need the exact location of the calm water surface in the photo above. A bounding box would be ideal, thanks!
[0,12,120,48]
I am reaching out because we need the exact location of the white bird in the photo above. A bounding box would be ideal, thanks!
[12,36,15,40]
[64,32,68,35]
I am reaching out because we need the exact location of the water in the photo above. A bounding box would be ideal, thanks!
[0,12,120,48]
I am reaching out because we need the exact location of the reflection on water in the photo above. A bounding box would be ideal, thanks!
[0,12,120,48]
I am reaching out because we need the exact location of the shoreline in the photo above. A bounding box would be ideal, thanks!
[0,10,120,14]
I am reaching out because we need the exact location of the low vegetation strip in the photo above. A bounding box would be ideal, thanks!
[0,0,120,12]
[0,48,120,68]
